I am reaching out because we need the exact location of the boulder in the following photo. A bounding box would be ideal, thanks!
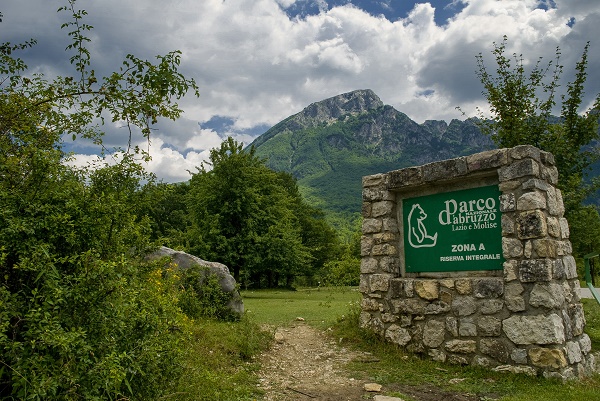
[146,246,244,316]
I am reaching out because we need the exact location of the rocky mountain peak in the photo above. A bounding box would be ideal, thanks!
[294,89,383,128]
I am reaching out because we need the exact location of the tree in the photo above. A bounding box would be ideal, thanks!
[0,1,199,399]
[187,137,337,288]
[471,36,600,257]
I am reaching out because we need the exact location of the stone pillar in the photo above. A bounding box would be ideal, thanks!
[360,145,594,380]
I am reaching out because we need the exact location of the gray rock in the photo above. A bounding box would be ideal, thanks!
[502,314,565,345]
[529,282,565,309]
[423,320,446,348]
[145,246,244,316]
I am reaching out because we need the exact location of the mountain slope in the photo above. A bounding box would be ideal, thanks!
[249,89,495,224]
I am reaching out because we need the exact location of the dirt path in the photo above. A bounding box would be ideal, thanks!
[257,322,377,401]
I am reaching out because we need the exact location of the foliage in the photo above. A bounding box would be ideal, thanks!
[0,1,199,399]
[177,265,237,321]
[187,137,337,288]
[472,36,600,257]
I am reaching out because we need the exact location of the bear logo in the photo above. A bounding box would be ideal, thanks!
[408,203,438,248]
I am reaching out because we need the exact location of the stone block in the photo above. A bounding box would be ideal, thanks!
[425,301,451,315]
[480,299,504,314]
[361,297,380,311]
[499,180,521,192]
[372,201,395,217]
[500,193,516,212]
[523,178,550,191]
[516,210,547,239]
[448,355,470,365]
[404,279,414,297]
[473,278,504,298]
[493,365,537,376]
[502,314,565,345]
[372,244,397,256]
[568,303,585,337]
[428,349,447,363]
[370,274,391,292]
[480,338,511,363]
[391,298,426,315]
[504,282,526,312]
[547,216,560,238]
[519,259,553,282]
[361,258,378,274]
[389,279,404,298]
[517,191,547,211]
[363,173,388,187]
[423,158,468,182]
[542,165,559,185]
[529,347,568,369]
[559,217,570,238]
[459,318,477,337]
[455,278,472,295]
[363,218,383,234]
[547,187,565,216]
[362,202,372,218]
[385,324,411,346]
[532,239,558,258]
[359,274,370,293]
[382,218,399,232]
[529,282,565,309]
[466,148,508,171]
[446,316,458,336]
[510,145,541,161]
[381,313,397,323]
[502,214,516,235]
[499,159,539,181]
[445,339,477,353]
[563,255,577,279]
[388,167,422,189]
[452,296,477,316]
[361,235,373,256]
[423,320,446,347]
[415,280,439,300]
[503,237,523,258]
[379,257,398,273]
[439,290,453,304]
[503,260,518,282]
[579,334,592,354]
[540,150,555,165]
[478,316,502,336]
[566,341,582,364]
[511,348,528,364]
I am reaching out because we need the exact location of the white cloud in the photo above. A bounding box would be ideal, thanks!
[3,0,600,181]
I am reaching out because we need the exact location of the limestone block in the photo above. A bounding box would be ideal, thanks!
[400,315,412,327]
[363,174,387,187]
[404,279,415,297]
[511,348,528,364]
[529,282,565,309]
[541,165,559,185]
[445,339,477,353]
[359,312,372,328]
[503,260,518,282]
[563,255,577,279]
[363,218,383,234]
[547,187,565,216]
[529,347,568,369]
[372,201,395,218]
[373,232,397,244]
[510,145,541,161]
[500,193,516,213]
[362,202,372,218]
[387,167,422,189]
[579,334,592,354]
[557,240,572,256]
[568,303,586,337]
[480,338,511,363]
[381,313,397,323]
[382,218,399,232]
[428,348,447,362]
[370,274,391,292]
[379,257,398,273]
[372,243,397,256]
[459,318,477,337]
[423,158,467,182]
[448,355,469,365]
[501,214,516,235]
[466,148,508,171]
[516,210,547,239]
[547,216,560,238]
[493,365,537,376]
[566,341,582,364]
[559,217,570,238]
[478,316,502,336]
[523,178,550,191]
[361,258,378,274]
[517,191,547,211]
[391,298,426,315]
[389,279,404,298]
[361,297,380,311]
[473,278,504,298]
[425,301,451,315]
[455,278,472,295]
[532,239,558,258]
[499,180,521,192]
[519,259,553,282]
[524,241,533,258]
[499,159,539,181]
[452,296,477,316]
[415,280,439,300]
[503,238,523,258]
[446,317,458,336]
[504,282,526,312]
[423,320,446,348]
[502,314,565,345]
[472,355,493,367]
[540,150,555,165]
[361,235,373,256]
[480,299,504,314]
[385,324,411,346]
[439,290,453,304]
[439,279,455,289]
[553,259,566,280]
[359,274,370,293]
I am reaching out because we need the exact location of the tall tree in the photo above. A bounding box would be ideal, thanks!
[472,36,600,257]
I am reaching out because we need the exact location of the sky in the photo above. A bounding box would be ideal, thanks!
[2,0,600,182]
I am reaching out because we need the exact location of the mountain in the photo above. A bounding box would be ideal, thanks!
[249,89,495,228]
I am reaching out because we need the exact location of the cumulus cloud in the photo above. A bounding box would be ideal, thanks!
[2,0,600,182]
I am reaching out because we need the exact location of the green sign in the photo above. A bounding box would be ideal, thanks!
[403,185,504,272]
